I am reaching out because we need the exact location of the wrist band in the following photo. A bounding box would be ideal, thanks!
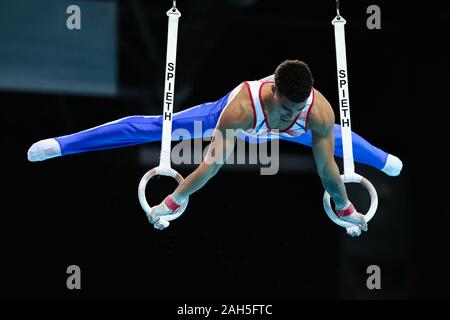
[164,195,181,211]
[336,202,355,216]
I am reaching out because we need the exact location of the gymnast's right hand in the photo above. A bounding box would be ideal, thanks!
[148,195,181,230]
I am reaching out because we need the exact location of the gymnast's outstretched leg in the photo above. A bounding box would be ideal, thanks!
[280,124,403,176]
[27,92,231,161]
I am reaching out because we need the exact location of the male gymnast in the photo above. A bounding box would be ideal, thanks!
[28,60,402,231]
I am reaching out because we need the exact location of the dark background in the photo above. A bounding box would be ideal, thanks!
[1,0,449,301]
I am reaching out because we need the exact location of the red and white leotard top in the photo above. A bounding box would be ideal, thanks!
[237,79,315,141]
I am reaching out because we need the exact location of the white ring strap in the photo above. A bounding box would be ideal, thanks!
[160,6,181,168]
[138,4,189,228]
[323,6,379,234]
[332,15,354,177]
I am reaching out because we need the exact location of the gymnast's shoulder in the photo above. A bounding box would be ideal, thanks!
[218,82,254,131]
[307,88,335,133]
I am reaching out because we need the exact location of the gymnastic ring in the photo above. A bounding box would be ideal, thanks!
[138,166,189,222]
[323,173,378,228]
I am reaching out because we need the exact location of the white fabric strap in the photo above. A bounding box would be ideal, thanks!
[160,6,181,167]
[332,15,355,176]
[323,4,380,237]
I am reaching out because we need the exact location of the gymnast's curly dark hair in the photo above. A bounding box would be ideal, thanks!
[274,59,314,103]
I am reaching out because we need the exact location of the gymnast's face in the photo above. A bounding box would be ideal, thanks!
[271,84,306,122]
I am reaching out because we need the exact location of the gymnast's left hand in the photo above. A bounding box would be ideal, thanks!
[336,201,368,232]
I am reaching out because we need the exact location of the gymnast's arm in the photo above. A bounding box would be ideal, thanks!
[310,92,367,231]
[171,85,254,203]
[309,93,350,209]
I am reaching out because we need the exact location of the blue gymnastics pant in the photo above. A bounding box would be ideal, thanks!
[55,91,388,170]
